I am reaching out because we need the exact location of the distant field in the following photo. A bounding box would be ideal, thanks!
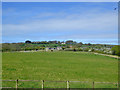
[2,51,118,88]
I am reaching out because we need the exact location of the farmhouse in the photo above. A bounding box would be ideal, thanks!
[56,47,62,50]
[45,47,62,51]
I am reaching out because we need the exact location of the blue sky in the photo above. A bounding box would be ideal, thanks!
[2,2,118,44]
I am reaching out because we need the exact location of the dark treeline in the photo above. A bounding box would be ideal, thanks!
[25,40,77,44]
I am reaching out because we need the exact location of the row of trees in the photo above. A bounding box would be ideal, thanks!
[25,40,111,48]
[25,40,83,45]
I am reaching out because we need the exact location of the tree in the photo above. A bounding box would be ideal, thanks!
[66,40,74,44]
[84,48,89,52]
[48,41,57,44]
[88,43,91,46]
[111,45,120,56]
[2,43,11,52]
[62,47,65,50]
[78,48,83,51]
[79,42,83,46]
[58,41,61,45]
[25,40,31,44]
[73,48,76,51]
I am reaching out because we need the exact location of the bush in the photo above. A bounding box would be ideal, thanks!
[78,48,83,51]
[73,48,76,51]
[111,46,120,56]
[91,49,95,52]
[95,50,105,54]
[84,48,89,52]
[62,47,65,50]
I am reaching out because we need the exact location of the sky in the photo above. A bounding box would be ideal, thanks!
[2,2,118,44]
[2,0,120,2]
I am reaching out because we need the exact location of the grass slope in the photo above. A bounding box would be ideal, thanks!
[2,51,118,88]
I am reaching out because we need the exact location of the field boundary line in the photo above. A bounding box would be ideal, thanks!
[94,53,119,59]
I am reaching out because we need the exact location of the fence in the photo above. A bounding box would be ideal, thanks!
[2,79,118,89]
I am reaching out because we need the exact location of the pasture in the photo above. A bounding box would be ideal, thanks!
[2,51,118,88]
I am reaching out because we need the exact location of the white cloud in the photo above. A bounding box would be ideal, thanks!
[3,11,117,38]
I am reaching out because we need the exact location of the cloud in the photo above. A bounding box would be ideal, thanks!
[3,11,117,37]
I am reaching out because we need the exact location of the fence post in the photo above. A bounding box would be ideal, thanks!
[92,81,94,90]
[42,80,44,89]
[67,81,69,89]
[16,79,18,89]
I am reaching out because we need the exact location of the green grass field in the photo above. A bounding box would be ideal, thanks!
[2,51,118,88]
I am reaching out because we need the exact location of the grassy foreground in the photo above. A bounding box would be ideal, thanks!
[2,51,118,88]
